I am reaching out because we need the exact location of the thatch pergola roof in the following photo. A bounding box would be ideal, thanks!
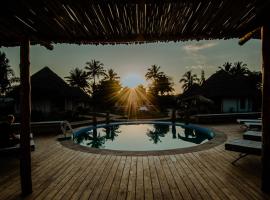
[0,0,268,47]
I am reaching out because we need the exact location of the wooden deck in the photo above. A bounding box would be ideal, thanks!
[0,124,269,200]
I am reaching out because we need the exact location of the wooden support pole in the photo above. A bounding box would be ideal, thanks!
[20,38,32,196]
[261,25,270,193]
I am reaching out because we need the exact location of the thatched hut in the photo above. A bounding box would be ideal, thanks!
[9,67,90,115]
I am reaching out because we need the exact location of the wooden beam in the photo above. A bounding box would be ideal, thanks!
[19,38,32,196]
[238,27,261,46]
[261,25,270,193]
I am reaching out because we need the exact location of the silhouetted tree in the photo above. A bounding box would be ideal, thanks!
[218,62,232,73]
[95,69,122,110]
[146,65,174,96]
[104,68,120,81]
[85,60,106,93]
[65,68,89,93]
[200,70,206,85]
[157,75,174,95]
[218,61,250,76]
[179,70,199,92]
[0,52,18,95]
[231,61,250,76]
[145,65,164,81]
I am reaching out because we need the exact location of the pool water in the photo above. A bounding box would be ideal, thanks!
[73,122,214,151]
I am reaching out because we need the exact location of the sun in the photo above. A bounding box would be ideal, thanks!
[122,73,145,88]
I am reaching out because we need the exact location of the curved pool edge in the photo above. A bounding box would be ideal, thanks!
[60,122,227,156]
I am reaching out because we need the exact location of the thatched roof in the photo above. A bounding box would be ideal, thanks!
[0,0,268,47]
[202,71,258,98]
[180,84,202,99]
[180,70,260,99]
[9,67,90,101]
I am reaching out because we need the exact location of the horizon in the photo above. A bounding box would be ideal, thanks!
[0,38,261,94]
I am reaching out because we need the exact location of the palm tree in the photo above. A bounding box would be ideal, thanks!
[157,75,174,95]
[179,70,199,92]
[65,68,89,92]
[104,69,120,81]
[218,62,232,73]
[200,70,205,85]
[0,52,18,96]
[145,65,164,81]
[85,59,106,91]
[231,61,250,76]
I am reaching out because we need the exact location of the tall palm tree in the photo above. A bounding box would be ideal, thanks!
[145,65,164,81]
[104,69,120,81]
[85,59,106,91]
[231,61,250,76]
[157,75,174,95]
[179,70,199,92]
[218,62,232,73]
[65,68,89,92]
[0,52,16,95]
[200,70,206,85]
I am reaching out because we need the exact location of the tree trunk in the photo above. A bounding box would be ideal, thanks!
[20,39,32,196]
[261,25,270,193]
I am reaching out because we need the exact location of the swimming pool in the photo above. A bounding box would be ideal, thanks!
[73,121,215,151]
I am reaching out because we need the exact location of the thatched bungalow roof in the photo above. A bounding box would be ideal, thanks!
[0,0,268,47]
[202,70,258,98]
[9,67,90,101]
[180,70,260,99]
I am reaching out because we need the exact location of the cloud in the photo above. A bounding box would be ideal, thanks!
[183,41,218,52]
[185,65,203,70]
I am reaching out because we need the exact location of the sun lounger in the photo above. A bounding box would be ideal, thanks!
[13,121,73,139]
[243,131,262,141]
[225,139,261,164]
[236,119,261,124]
[0,133,35,153]
[240,122,262,130]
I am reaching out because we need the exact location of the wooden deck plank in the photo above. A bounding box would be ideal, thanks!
[0,124,269,200]
[44,154,90,200]
[148,156,163,200]
[117,156,132,200]
[169,154,203,200]
[159,156,183,200]
[88,155,117,200]
[97,156,121,200]
[1,148,79,200]
[35,152,85,200]
[178,152,236,200]
[30,151,81,199]
[175,154,220,200]
[126,157,137,200]
[188,151,243,200]
[58,154,101,200]
[142,157,153,200]
[153,156,173,200]
[165,155,193,200]
[79,155,112,200]
[179,154,214,200]
[53,154,100,200]
[70,155,108,200]
[194,149,267,200]
[135,157,144,200]
[107,156,127,200]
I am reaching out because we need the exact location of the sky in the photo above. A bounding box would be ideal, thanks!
[0,39,261,94]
